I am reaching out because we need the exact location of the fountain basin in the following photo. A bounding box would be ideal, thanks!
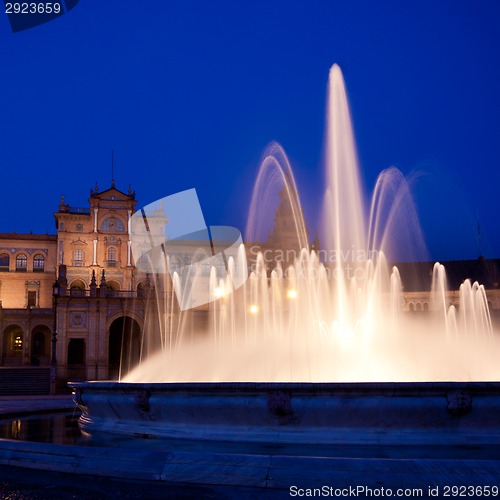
[70,381,500,446]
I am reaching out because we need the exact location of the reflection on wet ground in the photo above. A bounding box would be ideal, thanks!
[1,412,500,461]
[0,412,82,445]
[0,464,270,500]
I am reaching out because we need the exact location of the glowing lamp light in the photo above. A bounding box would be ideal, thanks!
[14,336,23,350]
[287,289,298,299]
[249,304,259,314]
[214,287,224,298]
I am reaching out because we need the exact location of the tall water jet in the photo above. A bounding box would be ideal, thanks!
[323,64,366,256]
[246,142,308,254]
[368,167,428,263]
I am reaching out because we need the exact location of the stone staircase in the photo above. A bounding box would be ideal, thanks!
[0,367,50,395]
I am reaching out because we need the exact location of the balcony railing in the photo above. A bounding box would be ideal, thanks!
[1,308,53,315]
[66,207,91,214]
[66,289,141,299]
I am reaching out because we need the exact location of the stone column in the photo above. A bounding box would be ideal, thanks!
[58,241,64,265]
[127,209,132,267]
[93,208,98,233]
[127,240,132,267]
[93,239,98,266]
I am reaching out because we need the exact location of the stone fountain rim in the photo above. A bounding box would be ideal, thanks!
[69,380,500,394]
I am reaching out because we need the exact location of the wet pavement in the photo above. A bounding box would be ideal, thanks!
[0,395,76,419]
[0,465,283,499]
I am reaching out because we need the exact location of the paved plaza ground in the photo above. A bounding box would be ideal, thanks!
[0,464,284,500]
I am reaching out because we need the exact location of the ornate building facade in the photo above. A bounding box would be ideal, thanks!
[0,183,150,387]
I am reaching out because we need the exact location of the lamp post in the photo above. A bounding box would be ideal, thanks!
[50,280,60,395]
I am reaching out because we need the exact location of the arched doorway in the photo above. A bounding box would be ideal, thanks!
[67,338,86,381]
[30,325,51,366]
[2,325,24,366]
[108,317,141,380]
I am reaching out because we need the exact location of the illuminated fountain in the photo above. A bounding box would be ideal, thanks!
[119,64,496,384]
[71,64,500,446]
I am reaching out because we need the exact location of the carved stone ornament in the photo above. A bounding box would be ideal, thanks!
[447,389,472,416]
[268,391,292,417]
[134,389,150,412]
[73,388,87,410]
[70,312,87,328]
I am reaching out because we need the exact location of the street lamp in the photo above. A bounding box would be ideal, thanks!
[50,280,60,395]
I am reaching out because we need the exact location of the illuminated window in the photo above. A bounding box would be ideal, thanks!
[33,254,45,272]
[4,326,23,357]
[16,254,27,272]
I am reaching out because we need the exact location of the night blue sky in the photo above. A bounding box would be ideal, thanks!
[0,1,499,261]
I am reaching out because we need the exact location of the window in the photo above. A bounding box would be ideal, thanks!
[0,253,9,271]
[107,247,117,266]
[16,254,27,272]
[101,217,124,232]
[33,254,45,272]
[73,249,83,267]
[3,326,23,359]
[27,290,37,308]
